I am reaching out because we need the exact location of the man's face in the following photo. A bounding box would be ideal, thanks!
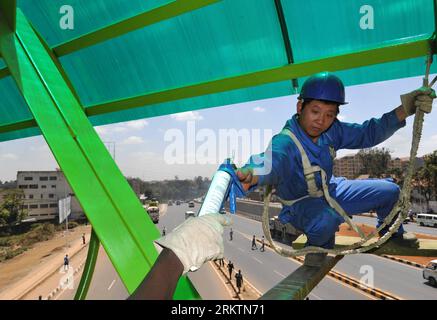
[297,100,338,141]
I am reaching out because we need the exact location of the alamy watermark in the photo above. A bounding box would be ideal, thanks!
[359,264,375,288]
[59,263,75,291]
[359,5,374,30]
[59,5,74,30]
[163,121,273,175]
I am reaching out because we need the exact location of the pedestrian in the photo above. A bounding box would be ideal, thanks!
[260,235,265,252]
[236,72,434,266]
[82,233,86,245]
[218,258,224,267]
[162,226,167,236]
[227,260,234,280]
[235,270,243,294]
[251,235,257,250]
[229,228,233,241]
[64,254,69,271]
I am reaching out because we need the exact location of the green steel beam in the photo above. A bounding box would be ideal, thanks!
[0,65,9,77]
[0,0,220,80]
[54,0,220,56]
[0,0,16,31]
[86,36,431,116]
[0,9,200,299]
[0,118,36,134]
[0,35,432,135]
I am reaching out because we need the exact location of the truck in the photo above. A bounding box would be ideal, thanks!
[269,216,302,244]
[145,205,160,224]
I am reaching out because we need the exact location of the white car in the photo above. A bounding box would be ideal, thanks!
[185,211,195,220]
[423,259,437,287]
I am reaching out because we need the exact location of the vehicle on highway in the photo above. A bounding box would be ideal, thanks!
[185,211,195,219]
[423,259,437,287]
[176,200,181,206]
[144,205,159,224]
[269,216,302,243]
[416,213,437,227]
[168,200,173,206]
[188,201,195,208]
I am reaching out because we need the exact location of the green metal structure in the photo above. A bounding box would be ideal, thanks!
[0,0,436,299]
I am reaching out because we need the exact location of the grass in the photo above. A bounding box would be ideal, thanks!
[0,221,80,262]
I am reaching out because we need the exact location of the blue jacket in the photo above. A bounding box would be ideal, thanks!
[246,110,405,209]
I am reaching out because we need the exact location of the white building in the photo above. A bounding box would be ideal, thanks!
[17,170,85,222]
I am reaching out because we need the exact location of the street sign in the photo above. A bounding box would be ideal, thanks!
[59,196,71,223]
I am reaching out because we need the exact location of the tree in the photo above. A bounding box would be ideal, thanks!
[415,151,437,205]
[357,147,391,178]
[0,189,27,226]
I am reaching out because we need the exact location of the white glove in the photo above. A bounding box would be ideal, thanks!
[400,86,436,116]
[155,214,232,274]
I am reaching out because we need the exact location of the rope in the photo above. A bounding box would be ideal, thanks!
[262,54,433,257]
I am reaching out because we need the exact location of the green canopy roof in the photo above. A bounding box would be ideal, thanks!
[1,0,436,142]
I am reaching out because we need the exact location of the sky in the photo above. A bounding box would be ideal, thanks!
[1,73,436,182]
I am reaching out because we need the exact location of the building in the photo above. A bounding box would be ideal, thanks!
[333,154,363,179]
[334,153,423,179]
[17,170,85,222]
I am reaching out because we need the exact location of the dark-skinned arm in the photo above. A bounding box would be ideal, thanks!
[128,248,183,300]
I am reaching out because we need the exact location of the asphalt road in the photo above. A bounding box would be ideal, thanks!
[351,215,437,236]
[58,202,436,299]
[58,203,231,300]
[164,203,374,300]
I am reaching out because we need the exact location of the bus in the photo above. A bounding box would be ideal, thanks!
[416,213,437,227]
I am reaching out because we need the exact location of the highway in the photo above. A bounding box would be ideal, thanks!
[161,203,374,300]
[58,202,436,299]
[351,215,437,236]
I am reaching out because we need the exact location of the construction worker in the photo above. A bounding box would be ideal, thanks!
[236,71,435,266]
[129,213,231,299]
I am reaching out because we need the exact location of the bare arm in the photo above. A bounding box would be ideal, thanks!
[128,248,183,300]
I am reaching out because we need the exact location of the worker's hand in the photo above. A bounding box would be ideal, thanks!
[155,214,232,274]
[236,166,259,191]
[400,86,436,116]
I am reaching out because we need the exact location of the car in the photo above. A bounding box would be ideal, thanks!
[416,213,437,227]
[185,211,195,219]
[423,259,437,287]
[176,200,181,205]
[188,201,195,208]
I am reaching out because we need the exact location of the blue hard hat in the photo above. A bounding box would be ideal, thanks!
[298,72,348,105]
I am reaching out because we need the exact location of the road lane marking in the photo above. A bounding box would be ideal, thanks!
[108,279,116,291]
[237,247,245,253]
[274,270,285,277]
[252,257,263,264]
[309,292,322,300]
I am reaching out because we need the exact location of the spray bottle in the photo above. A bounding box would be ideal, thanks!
[198,159,247,216]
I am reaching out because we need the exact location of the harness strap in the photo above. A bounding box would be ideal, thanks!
[279,128,365,238]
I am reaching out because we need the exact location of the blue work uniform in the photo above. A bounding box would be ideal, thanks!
[247,110,406,249]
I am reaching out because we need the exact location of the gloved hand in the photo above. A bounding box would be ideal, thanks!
[400,86,436,116]
[155,214,232,274]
